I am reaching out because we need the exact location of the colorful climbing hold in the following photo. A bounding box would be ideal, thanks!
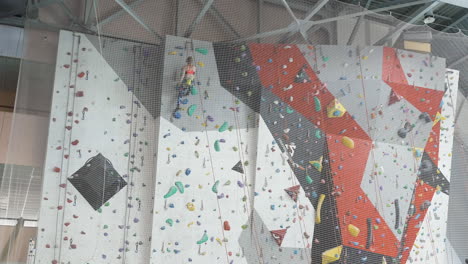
[218,122,228,132]
[163,186,178,199]
[212,180,220,193]
[314,96,321,112]
[196,231,208,244]
[195,48,208,55]
[214,140,220,152]
[187,105,197,116]
[175,181,184,193]
[341,136,355,149]
[347,224,360,237]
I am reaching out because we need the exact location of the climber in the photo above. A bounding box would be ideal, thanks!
[175,56,197,113]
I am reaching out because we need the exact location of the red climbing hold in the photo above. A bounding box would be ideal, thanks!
[270,229,287,246]
[71,140,79,146]
[77,72,85,78]
[53,167,61,173]
[284,185,300,202]
[75,91,84,97]
[223,221,231,231]
[388,89,402,106]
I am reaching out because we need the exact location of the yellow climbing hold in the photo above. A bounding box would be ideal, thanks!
[327,99,347,118]
[168,51,177,55]
[197,61,205,67]
[347,224,360,237]
[186,202,196,211]
[433,112,446,126]
[309,156,323,172]
[315,194,325,224]
[341,136,354,149]
[322,245,343,264]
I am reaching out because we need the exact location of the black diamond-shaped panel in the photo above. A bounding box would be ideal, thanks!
[68,153,127,210]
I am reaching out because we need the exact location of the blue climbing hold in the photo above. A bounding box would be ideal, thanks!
[173,111,182,119]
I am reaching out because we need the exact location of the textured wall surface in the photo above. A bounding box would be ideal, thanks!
[35,32,461,263]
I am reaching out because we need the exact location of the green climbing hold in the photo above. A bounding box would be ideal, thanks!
[175,181,184,194]
[191,86,198,95]
[187,105,197,116]
[212,180,220,193]
[196,232,209,244]
[219,122,228,132]
[306,175,313,184]
[241,224,248,230]
[315,130,321,139]
[166,218,174,227]
[163,186,178,198]
[195,48,208,55]
[314,96,321,112]
[286,106,294,114]
[214,140,220,152]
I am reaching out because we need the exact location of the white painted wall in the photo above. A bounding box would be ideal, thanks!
[35,31,157,264]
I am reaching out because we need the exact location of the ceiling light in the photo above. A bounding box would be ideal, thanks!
[424,11,435,24]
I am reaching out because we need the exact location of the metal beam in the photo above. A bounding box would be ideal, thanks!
[97,0,144,27]
[84,0,95,26]
[373,1,442,46]
[279,0,329,43]
[229,0,433,43]
[448,54,468,68]
[347,0,372,45]
[184,0,214,38]
[442,12,468,32]
[257,0,263,42]
[112,0,163,41]
[196,0,241,38]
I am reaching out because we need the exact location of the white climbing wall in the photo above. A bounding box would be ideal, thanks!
[36,31,157,264]
[149,36,259,263]
[407,69,460,263]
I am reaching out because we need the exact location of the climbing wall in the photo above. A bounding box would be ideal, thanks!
[36,32,461,264]
[36,31,158,264]
[149,36,263,263]
[214,43,460,263]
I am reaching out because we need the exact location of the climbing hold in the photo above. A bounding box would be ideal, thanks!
[309,156,323,172]
[270,229,287,246]
[168,51,177,55]
[173,111,181,119]
[214,140,221,152]
[433,112,446,126]
[212,180,220,193]
[175,181,184,193]
[232,161,244,174]
[191,86,198,95]
[163,186,178,199]
[166,219,174,226]
[314,96,321,112]
[388,90,402,105]
[195,48,208,55]
[196,231,209,244]
[185,168,191,176]
[197,62,205,67]
[322,245,342,264]
[341,136,355,149]
[286,106,294,114]
[187,105,197,116]
[218,122,228,132]
[315,194,326,224]
[186,202,195,211]
[327,99,346,118]
[315,130,321,139]
[347,224,360,237]
[284,185,300,202]
[306,175,313,184]
[223,221,231,231]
